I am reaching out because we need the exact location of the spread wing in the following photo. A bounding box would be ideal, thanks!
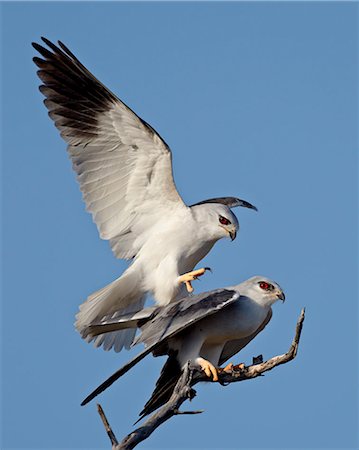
[218,309,272,366]
[32,37,186,259]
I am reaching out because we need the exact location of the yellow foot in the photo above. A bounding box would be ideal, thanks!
[178,267,211,293]
[222,362,234,373]
[219,362,245,375]
[233,362,245,371]
[196,357,219,381]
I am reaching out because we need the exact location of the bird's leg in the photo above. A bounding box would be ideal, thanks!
[178,267,211,293]
[195,357,219,381]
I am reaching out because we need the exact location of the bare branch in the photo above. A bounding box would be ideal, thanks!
[192,307,306,385]
[97,403,119,449]
[114,363,196,450]
[97,308,305,450]
[173,409,204,415]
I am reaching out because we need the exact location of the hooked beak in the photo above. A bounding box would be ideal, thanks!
[276,291,285,302]
[229,230,237,241]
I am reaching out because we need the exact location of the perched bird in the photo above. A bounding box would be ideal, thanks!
[81,276,285,421]
[32,38,257,352]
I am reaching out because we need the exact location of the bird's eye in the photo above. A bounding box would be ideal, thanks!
[219,216,231,226]
[259,281,273,291]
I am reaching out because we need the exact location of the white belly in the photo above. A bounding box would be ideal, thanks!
[135,215,217,305]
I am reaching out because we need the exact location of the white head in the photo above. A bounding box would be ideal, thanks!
[237,276,285,307]
[190,196,257,242]
[191,203,239,241]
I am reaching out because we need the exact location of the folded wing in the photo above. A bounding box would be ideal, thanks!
[134,288,239,348]
[81,288,239,405]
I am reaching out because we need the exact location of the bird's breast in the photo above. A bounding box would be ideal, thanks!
[177,239,216,274]
[194,299,269,344]
[137,214,218,303]
[142,217,216,272]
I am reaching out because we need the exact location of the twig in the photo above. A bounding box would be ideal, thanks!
[192,307,306,385]
[97,403,119,448]
[173,409,204,415]
[97,308,305,450]
[115,363,196,450]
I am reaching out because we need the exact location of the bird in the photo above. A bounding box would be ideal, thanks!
[32,37,257,352]
[81,275,285,421]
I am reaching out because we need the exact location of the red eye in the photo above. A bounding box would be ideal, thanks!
[259,281,272,291]
[219,216,230,225]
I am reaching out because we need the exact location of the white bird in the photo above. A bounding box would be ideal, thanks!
[32,38,257,352]
[81,276,285,420]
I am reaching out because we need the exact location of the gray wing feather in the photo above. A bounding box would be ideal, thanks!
[219,309,272,366]
[85,306,158,337]
[135,288,239,348]
[81,288,239,405]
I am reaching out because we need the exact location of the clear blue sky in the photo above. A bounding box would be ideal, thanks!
[1,2,358,449]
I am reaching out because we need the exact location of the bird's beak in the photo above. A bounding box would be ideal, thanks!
[276,291,285,302]
[229,230,237,241]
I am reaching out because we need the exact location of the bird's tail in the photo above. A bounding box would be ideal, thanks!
[75,268,146,352]
[81,346,153,406]
[135,353,182,423]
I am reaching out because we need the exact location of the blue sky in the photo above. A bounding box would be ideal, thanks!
[1,2,358,449]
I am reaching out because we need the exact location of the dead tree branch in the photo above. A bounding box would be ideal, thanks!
[97,404,119,448]
[97,308,305,450]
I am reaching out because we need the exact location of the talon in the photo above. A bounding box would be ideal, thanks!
[196,357,219,382]
[185,281,194,293]
[233,363,245,371]
[178,268,211,293]
[222,362,234,373]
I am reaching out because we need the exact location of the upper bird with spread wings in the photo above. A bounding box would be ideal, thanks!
[32,37,257,352]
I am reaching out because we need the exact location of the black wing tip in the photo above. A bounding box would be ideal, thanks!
[81,396,92,406]
[32,37,69,58]
[31,36,57,47]
[238,199,258,211]
[41,36,53,46]
[57,39,72,56]
[133,415,145,426]
[81,387,101,406]
[190,196,258,211]
[31,41,45,52]
[31,37,52,49]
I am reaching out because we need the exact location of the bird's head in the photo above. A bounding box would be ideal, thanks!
[190,196,257,242]
[240,276,285,307]
[192,203,239,241]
